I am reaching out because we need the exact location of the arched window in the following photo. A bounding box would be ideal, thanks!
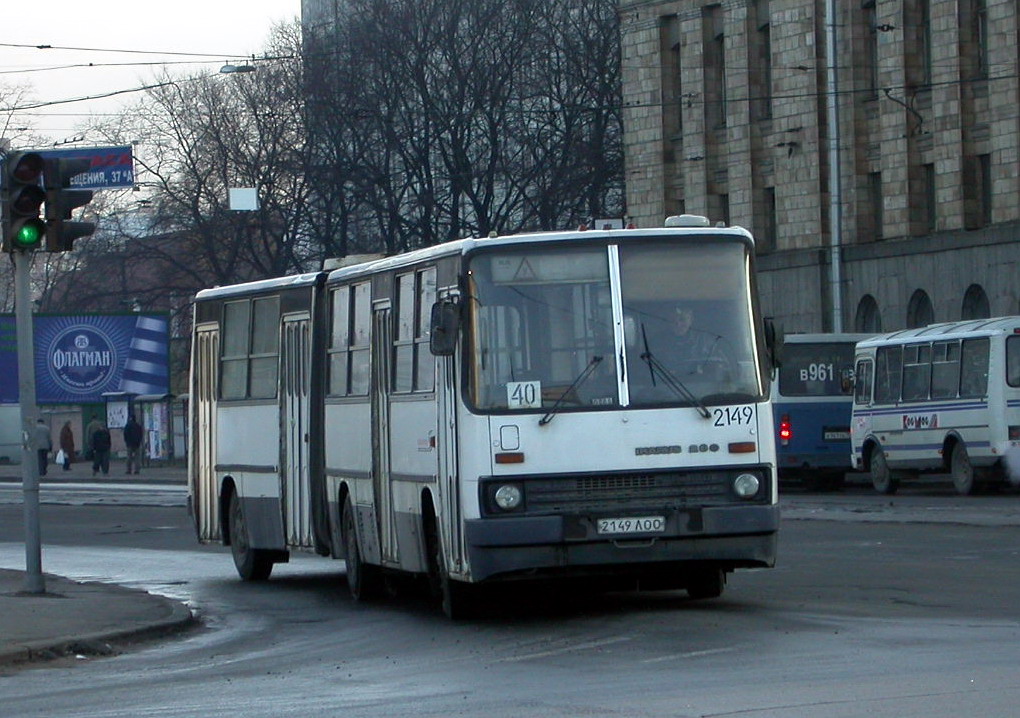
[961,284,990,320]
[906,289,934,328]
[854,295,882,332]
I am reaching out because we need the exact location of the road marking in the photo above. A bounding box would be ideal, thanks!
[496,635,632,663]
[642,647,736,664]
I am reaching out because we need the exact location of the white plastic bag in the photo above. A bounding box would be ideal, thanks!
[55,449,66,465]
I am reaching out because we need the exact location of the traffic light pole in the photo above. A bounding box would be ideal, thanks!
[14,249,44,594]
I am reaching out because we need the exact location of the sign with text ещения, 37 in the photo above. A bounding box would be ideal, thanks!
[37,146,134,190]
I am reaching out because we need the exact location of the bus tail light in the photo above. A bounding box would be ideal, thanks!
[1010,426,1020,441]
[779,414,792,445]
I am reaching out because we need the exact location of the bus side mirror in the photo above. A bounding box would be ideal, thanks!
[764,317,784,369]
[429,299,460,356]
[840,367,855,393]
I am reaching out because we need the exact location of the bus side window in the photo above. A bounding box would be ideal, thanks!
[960,337,990,398]
[1007,335,1020,388]
[931,340,960,398]
[854,359,873,404]
[874,345,902,404]
[901,343,931,402]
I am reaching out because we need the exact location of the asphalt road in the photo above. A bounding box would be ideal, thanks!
[0,491,1018,717]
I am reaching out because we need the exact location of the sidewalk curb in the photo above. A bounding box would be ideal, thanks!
[0,582,197,669]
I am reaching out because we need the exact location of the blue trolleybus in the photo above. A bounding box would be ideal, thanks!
[774,333,872,490]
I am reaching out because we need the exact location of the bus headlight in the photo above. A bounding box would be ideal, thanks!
[493,484,523,511]
[733,473,761,499]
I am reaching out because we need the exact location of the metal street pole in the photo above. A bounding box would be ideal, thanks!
[825,0,844,332]
[14,249,44,594]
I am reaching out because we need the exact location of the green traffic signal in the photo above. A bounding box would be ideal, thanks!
[2,151,47,253]
[13,218,45,249]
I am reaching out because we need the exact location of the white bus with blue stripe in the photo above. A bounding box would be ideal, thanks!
[850,317,1020,495]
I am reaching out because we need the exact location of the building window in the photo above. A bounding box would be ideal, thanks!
[862,0,879,99]
[964,154,993,229]
[710,193,730,227]
[752,0,772,120]
[867,172,883,241]
[660,15,682,139]
[979,154,992,226]
[960,0,989,79]
[761,186,777,252]
[912,163,936,235]
[906,289,933,328]
[703,6,726,128]
[918,0,932,87]
[854,294,882,332]
[976,0,988,77]
[961,284,990,320]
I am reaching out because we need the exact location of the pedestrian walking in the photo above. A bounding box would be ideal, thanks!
[123,414,144,475]
[59,420,75,470]
[84,413,103,462]
[90,421,112,477]
[34,418,52,476]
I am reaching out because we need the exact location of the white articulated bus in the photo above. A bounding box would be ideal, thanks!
[189,216,781,617]
[850,317,1020,495]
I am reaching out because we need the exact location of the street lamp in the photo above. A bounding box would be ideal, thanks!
[219,62,256,74]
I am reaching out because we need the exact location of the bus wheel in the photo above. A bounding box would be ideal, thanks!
[950,443,977,496]
[686,567,726,600]
[342,496,383,601]
[426,520,473,619]
[228,491,273,581]
[870,447,899,495]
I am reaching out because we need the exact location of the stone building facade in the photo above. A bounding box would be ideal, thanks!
[620,0,1020,333]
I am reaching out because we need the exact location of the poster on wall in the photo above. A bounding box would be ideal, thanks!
[0,314,170,405]
[106,401,129,430]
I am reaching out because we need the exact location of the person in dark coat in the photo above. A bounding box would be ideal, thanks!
[123,414,144,475]
[84,414,103,461]
[59,420,75,470]
[90,421,112,477]
[34,419,52,476]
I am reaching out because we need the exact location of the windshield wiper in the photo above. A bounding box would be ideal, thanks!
[639,324,711,418]
[538,355,604,426]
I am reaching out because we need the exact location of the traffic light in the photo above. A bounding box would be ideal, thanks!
[43,157,95,252]
[1,151,47,252]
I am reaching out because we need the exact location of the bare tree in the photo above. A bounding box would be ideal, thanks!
[39,24,312,301]
[304,0,624,253]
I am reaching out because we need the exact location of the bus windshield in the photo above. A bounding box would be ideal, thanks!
[466,239,763,411]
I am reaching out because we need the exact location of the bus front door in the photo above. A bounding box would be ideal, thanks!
[191,324,219,541]
[372,304,398,563]
[282,315,312,547]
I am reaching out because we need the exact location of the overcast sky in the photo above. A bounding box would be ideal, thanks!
[1,1,301,145]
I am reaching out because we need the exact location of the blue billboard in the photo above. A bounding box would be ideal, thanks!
[36,146,135,190]
[0,314,169,404]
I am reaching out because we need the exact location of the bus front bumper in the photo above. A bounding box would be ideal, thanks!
[463,504,779,583]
